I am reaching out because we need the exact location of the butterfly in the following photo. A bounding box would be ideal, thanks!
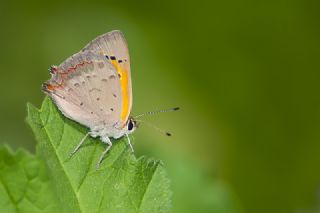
[42,30,179,169]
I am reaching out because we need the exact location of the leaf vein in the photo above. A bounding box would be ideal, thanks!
[138,162,160,212]
[77,141,97,192]
[40,115,84,213]
[0,173,19,212]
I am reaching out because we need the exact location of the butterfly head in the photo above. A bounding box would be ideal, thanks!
[125,117,138,134]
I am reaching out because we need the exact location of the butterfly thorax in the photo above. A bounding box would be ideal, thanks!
[89,117,137,143]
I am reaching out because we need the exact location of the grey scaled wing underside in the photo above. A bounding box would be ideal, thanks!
[43,51,123,129]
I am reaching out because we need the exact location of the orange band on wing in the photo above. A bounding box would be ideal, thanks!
[46,83,63,90]
[111,60,130,125]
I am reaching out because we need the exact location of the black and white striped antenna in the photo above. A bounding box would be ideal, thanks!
[134,107,180,119]
[134,106,180,136]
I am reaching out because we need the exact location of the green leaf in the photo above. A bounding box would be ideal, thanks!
[0,145,60,213]
[26,97,171,213]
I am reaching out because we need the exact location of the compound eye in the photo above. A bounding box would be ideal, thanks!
[128,120,134,131]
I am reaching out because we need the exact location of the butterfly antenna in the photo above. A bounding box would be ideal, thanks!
[134,107,180,119]
[135,119,172,136]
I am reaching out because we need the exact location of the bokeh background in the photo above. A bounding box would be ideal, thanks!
[1,0,320,212]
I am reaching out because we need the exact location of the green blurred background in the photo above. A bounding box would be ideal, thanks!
[1,0,320,212]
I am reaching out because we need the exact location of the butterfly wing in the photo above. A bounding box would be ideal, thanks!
[43,51,123,129]
[82,30,132,126]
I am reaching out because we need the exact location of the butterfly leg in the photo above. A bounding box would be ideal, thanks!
[70,132,89,158]
[96,137,112,169]
[125,134,134,152]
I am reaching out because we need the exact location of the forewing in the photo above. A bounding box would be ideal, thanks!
[82,30,132,125]
[43,51,122,129]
